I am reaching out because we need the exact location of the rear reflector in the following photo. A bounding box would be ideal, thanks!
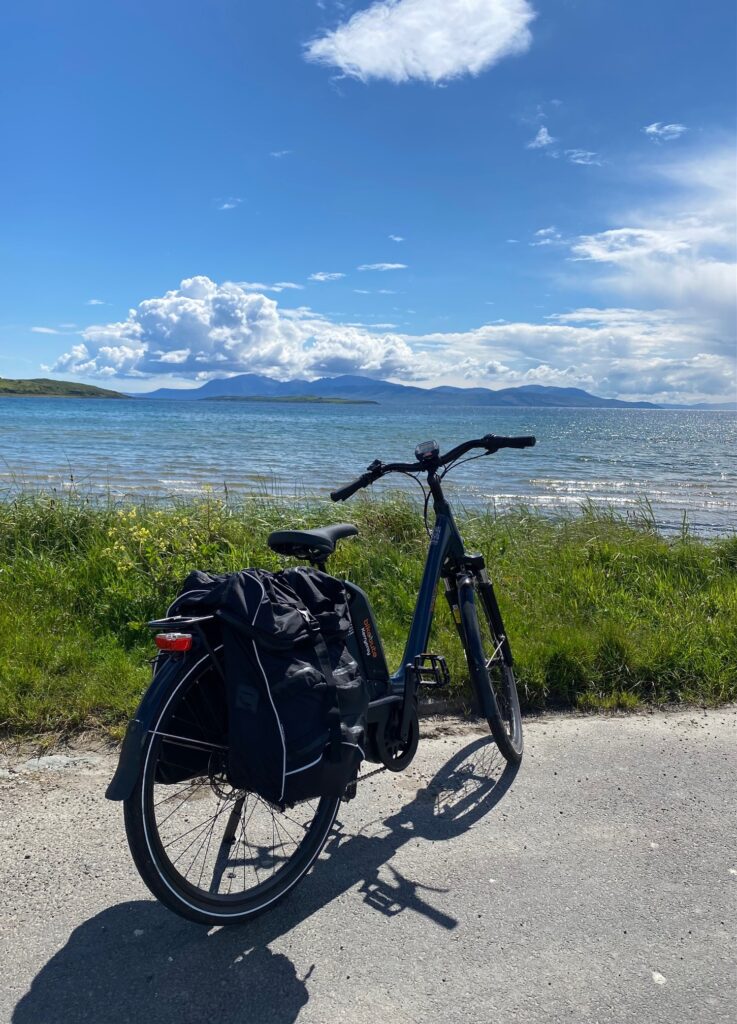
[155,632,193,652]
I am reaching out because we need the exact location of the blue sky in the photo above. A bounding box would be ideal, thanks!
[1,0,735,402]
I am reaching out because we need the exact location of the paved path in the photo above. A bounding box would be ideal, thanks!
[1,710,735,1024]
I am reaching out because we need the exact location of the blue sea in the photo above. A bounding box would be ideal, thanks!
[1,398,735,535]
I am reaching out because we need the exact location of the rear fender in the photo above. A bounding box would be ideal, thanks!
[105,649,212,801]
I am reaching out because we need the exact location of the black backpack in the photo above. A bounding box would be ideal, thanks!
[166,567,369,806]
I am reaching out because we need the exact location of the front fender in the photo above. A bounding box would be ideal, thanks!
[105,652,203,801]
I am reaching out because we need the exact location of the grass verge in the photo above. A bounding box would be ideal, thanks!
[0,493,735,735]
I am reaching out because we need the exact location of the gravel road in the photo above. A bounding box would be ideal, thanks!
[1,710,735,1024]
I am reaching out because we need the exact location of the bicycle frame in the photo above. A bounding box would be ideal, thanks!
[386,474,467,695]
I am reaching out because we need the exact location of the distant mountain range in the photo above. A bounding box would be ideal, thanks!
[138,373,737,410]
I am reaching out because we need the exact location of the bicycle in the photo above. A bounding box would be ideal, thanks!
[107,432,535,925]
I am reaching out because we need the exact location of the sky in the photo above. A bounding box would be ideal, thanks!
[1,0,735,403]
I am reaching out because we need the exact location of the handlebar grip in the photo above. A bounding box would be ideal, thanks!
[330,475,370,502]
[486,434,536,449]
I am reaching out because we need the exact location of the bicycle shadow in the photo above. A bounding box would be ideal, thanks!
[12,736,517,1024]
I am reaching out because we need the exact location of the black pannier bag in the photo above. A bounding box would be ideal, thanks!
[165,567,369,806]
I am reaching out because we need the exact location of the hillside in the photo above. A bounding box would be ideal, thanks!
[0,378,125,399]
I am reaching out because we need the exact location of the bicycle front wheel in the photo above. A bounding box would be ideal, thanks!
[123,652,341,926]
[460,573,523,763]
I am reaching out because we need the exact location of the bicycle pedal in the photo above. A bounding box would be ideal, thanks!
[413,653,450,689]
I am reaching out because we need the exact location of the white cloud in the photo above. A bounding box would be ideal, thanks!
[217,198,242,211]
[52,276,422,382]
[31,326,61,334]
[305,0,535,85]
[567,146,736,330]
[527,125,555,149]
[309,271,346,282]
[643,122,688,142]
[565,149,602,166]
[86,299,105,306]
[388,234,405,242]
[357,262,407,271]
[49,277,735,403]
[239,280,305,293]
[269,149,292,158]
[531,226,562,246]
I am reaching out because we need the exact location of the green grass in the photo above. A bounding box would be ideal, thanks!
[0,492,735,735]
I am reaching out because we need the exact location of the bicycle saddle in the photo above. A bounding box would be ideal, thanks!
[267,523,359,560]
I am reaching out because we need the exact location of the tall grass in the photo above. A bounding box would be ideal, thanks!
[0,492,735,734]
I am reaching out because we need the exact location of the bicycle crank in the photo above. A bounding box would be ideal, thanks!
[375,703,419,772]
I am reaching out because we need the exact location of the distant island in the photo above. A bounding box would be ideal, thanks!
[0,377,124,399]
[204,395,378,405]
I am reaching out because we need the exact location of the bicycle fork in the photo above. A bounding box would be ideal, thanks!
[443,564,513,721]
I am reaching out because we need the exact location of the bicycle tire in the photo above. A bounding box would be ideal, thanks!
[460,573,524,763]
[123,652,341,926]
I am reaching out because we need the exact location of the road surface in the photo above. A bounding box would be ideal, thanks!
[1,710,735,1024]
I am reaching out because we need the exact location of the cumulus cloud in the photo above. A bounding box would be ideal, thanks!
[52,276,422,382]
[50,276,735,403]
[305,0,535,84]
[412,307,734,402]
[527,125,555,149]
[357,262,407,271]
[643,122,688,142]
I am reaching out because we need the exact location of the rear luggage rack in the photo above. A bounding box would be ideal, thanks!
[146,614,215,630]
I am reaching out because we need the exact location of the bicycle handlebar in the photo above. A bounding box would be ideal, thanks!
[330,434,536,502]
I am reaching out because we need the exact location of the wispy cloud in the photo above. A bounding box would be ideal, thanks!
[240,280,304,293]
[527,125,555,149]
[309,271,346,282]
[217,197,242,211]
[357,262,407,271]
[86,299,105,306]
[305,0,535,85]
[530,226,562,246]
[565,149,602,166]
[643,122,688,142]
[31,326,61,334]
[269,149,292,158]
[388,234,405,242]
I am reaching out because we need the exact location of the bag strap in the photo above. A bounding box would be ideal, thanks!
[297,608,343,762]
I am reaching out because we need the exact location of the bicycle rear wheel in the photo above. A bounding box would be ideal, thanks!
[123,653,340,925]
[460,572,523,763]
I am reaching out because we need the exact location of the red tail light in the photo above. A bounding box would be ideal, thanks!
[155,632,193,652]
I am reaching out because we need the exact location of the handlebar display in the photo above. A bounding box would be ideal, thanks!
[330,433,536,502]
